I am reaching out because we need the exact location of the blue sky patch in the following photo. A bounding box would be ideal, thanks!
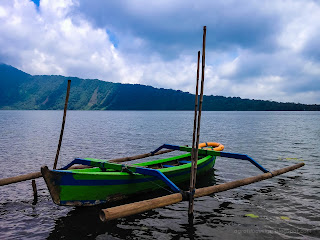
[106,30,119,48]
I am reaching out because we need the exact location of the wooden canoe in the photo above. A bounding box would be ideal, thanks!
[41,150,217,206]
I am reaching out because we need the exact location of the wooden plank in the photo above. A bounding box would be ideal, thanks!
[108,149,174,163]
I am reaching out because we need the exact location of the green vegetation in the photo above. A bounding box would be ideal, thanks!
[1,63,319,110]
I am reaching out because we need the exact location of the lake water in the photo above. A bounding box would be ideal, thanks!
[0,110,319,239]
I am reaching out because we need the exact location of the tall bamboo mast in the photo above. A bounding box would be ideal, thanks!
[188,50,201,218]
[188,26,206,220]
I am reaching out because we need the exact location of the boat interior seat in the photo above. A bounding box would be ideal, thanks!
[179,160,191,164]
[163,165,174,168]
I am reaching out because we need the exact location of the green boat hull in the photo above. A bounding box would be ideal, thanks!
[41,153,216,206]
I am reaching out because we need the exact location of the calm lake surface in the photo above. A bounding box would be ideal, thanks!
[0,110,319,239]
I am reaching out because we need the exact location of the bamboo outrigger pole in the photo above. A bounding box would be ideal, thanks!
[189,26,207,220]
[0,171,42,186]
[0,149,175,186]
[100,162,305,222]
[53,79,71,169]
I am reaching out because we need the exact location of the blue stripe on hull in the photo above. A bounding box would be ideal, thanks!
[57,156,215,186]
[59,157,216,205]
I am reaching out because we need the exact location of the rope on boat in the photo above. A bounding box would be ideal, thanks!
[142,176,175,194]
[120,163,175,193]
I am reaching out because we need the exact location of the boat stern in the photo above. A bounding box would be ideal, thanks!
[41,166,62,205]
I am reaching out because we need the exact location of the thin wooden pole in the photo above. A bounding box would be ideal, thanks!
[53,80,71,169]
[100,162,305,222]
[188,50,201,217]
[188,26,207,220]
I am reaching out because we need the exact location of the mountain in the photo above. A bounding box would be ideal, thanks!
[0,63,31,107]
[0,64,319,111]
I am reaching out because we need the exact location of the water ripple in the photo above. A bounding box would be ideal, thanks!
[0,111,319,239]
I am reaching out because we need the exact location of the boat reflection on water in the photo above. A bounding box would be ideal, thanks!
[47,170,217,239]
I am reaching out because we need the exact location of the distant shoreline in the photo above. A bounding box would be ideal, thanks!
[1,109,319,112]
[1,64,319,111]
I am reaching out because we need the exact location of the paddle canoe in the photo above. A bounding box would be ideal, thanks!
[41,143,223,206]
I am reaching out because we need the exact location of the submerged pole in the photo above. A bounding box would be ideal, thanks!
[32,179,38,205]
[188,26,207,221]
[100,162,305,222]
[53,80,71,169]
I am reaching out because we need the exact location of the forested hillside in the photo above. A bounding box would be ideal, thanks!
[1,64,319,111]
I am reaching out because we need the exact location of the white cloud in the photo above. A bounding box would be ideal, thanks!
[218,58,239,78]
[0,0,126,81]
[303,61,320,76]
[0,0,320,104]
[0,6,8,18]
[276,0,320,53]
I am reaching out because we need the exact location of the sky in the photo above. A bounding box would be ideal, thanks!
[1,0,320,104]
